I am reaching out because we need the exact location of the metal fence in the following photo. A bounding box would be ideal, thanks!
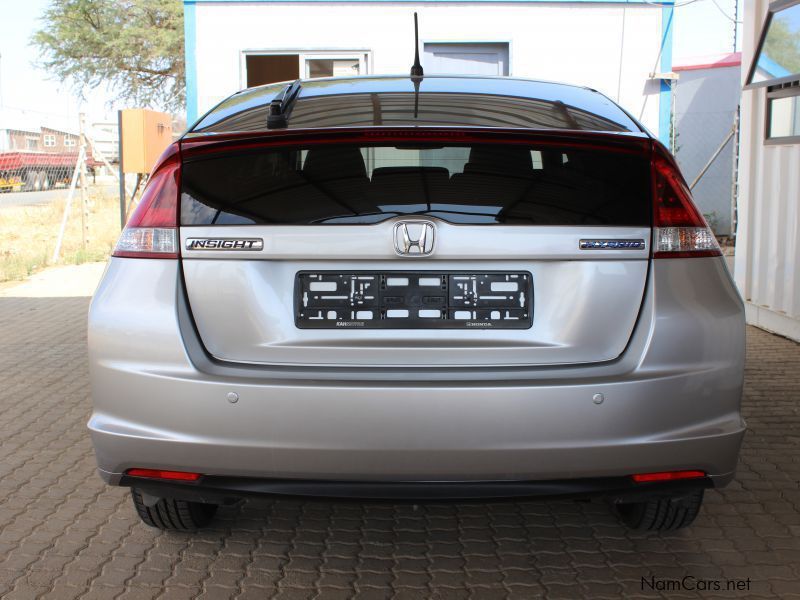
[0,111,130,274]
[0,114,118,202]
[674,66,741,237]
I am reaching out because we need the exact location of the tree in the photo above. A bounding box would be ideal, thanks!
[33,0,184,112]
[764,18,800,75]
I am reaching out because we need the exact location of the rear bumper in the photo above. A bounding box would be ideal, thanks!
[116,473,717,505]
[89,368,745,483]
[88,256,746,490]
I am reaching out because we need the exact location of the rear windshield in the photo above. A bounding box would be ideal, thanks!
[181,144,651,226]
[193,92,638,133]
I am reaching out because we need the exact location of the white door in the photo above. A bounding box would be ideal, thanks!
[423,43,509,76]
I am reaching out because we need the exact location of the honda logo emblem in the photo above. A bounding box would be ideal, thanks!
[393,221,435,256]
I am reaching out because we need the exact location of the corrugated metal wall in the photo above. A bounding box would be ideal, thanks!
[734,0,800,342]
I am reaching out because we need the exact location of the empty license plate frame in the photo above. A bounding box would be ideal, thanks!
[295,271,532,329]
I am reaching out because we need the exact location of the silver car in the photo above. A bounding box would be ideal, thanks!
[88,75,745,532]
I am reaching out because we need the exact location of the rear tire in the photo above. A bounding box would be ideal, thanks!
[615,489,704,531]
[131,488,218,531]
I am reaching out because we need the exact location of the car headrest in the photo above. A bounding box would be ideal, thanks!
[303,146,367,180]
[464,145,533,175]
[371,166,450,181]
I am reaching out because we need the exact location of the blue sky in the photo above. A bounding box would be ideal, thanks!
[0,0,117,122]
[775,4,800,29]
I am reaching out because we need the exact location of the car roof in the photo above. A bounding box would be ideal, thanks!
[189,75,646,136]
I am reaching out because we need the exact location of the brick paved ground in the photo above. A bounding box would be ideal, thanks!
[0,295,799,599]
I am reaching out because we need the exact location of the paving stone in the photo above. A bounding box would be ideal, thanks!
[0,297,798,598]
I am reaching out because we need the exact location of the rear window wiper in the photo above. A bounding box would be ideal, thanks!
[267,80,302,129]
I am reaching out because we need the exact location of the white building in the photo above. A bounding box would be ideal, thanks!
[0,108,74,151]
[184,0,680,144]
[735,0,800,342]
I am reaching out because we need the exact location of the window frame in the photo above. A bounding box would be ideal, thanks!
[43,134,56,147]
[765,82,800,144]
[302,54,366,79]
[745,0,800,90]
[239,49,372,89]
[63,136,77,147]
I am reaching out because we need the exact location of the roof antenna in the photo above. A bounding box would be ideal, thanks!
[410,12,424,78]
[410,12,423,118]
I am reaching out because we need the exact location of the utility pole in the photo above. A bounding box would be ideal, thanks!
[118,110,126,227]
[79,112,88,249]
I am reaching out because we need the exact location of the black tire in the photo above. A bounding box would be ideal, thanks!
[615,489,704,531]
[131,488,218,531]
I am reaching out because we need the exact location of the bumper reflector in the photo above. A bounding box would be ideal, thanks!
[126,468,202,481]
[631,470,706,483]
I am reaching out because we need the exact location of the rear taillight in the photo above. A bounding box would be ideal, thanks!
[113,143,180,259]
[652,146,721,259]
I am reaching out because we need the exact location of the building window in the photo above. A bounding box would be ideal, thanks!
[767,82,800,143]
[26,137,39,150]
[305,58,360,79]
[746,0,800,143]
[243,52,369,88]
[64,136,76,147]
[746,1,800,87]
[43,134,56,147]
[245,54,300,88]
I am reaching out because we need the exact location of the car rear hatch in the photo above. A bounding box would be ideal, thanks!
[177,128,653,367]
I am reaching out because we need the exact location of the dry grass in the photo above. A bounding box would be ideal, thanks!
[0,188,120,282]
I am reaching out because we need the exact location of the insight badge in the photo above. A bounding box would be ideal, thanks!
[185,238,263,251]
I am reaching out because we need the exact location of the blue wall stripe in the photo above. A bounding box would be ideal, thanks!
[184,1,198,125]
[658,4,674,148]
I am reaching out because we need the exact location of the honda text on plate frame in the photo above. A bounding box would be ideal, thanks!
[88,74,745,532]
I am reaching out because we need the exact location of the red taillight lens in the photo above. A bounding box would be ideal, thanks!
[113,143,180,259]
[652,147,721,259]
[631,470,706,483]
[126,468,202,481]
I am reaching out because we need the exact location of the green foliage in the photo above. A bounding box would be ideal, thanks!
[764,17,800,75]
[33,0,184,111]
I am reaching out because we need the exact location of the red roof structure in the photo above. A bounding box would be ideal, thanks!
[673,52,742,73]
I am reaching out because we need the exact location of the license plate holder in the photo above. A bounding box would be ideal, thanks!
[295,271,532,329]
